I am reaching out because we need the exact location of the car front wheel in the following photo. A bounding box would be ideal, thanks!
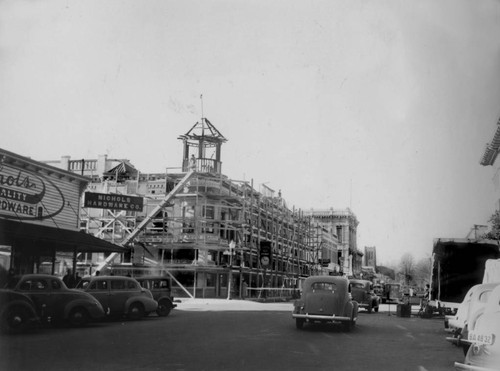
[128,303,145,320]
[156,299,172,317]
[1,306,32,333]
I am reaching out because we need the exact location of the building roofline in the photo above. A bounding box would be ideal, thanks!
[0,148,90,183]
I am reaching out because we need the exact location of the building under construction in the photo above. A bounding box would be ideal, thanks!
[48,118,361,299]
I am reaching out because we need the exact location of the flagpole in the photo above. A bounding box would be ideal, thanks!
[200,94,204,119]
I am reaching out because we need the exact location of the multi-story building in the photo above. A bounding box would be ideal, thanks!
[47,118,357,298]
[364,246,377,268]
[305,208,361,277]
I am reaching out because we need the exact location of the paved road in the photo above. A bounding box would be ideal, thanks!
[0,301,463,371]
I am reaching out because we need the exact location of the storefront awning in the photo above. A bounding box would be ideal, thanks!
[0,219,128,254]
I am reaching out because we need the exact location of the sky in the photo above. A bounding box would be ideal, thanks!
[1,0,500,266]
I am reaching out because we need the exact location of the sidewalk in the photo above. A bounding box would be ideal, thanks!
[175,300,432,316]
[176,298,294,312]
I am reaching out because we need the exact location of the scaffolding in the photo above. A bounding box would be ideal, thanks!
[77,117,343,299]
[79,170,334,299]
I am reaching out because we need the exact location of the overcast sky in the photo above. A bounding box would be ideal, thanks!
[1,0,500,265]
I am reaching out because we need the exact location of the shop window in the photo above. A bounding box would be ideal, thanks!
[206,273,216,287]
[336,226,342,242]
[202,205,215,219]
[202,223,214,234]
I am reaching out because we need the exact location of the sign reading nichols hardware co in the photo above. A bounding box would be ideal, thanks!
[84,192,143,211]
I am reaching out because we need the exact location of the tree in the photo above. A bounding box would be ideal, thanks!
[376,265,395,280]
[482,210,500,240]
[413,257,432,288]
[399,253,415,286]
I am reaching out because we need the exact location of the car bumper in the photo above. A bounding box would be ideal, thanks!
[144,300,159,313]
[292,313,351,322]
[454,362,498,371]
[357,304,370,308]
[446,337,458,345]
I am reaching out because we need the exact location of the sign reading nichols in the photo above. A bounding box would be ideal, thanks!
[0,159,65,221]
[84,192,144,212]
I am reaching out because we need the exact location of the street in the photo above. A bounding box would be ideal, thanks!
[0,302,464,371]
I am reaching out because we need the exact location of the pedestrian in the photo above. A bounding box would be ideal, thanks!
[189,154,196,170]
[424,284,430,300]
[241,280,248,299]
[62,269,75,288]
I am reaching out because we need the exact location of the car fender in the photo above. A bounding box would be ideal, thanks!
[292,299,305,314]
[343,300,351,316]
[467,308,485,333]
[0,299,39,320]
[63,299,101,319]
[124,296,155,312]
[352,301,359,320]
[344,300,358,320]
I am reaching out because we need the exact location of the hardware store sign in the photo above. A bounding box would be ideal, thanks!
[84,192,143,211]
[0,161,65,221]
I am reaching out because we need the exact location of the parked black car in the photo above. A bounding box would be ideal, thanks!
[135,276,177,317]
[2,274,105,331]
[349,279,380,313]
[76,276,157,320]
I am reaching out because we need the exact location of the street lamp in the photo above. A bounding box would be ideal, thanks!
[227,240,236,300]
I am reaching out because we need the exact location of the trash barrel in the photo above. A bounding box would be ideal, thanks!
[397,303,411,317]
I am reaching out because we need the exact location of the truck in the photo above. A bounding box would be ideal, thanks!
[429,238,500,313]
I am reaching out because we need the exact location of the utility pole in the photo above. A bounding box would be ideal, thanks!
[227,240,236,300]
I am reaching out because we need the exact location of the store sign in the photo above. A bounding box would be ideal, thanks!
[84,192,143,211]
[259,241,272,267]
[0,160,65,221]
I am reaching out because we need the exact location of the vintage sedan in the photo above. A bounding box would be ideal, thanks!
[2,274,105,328]
[0,290,39,333]
[455,284,500,370]
[446,283,499,341]
[292,276,358,331]
[446,283,500,354]
[135,276,177,317]
[76,276,157,320]
[349,279,380,313]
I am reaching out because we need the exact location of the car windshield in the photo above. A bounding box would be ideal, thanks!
[311,282,336,291]
[351,283,365,289]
